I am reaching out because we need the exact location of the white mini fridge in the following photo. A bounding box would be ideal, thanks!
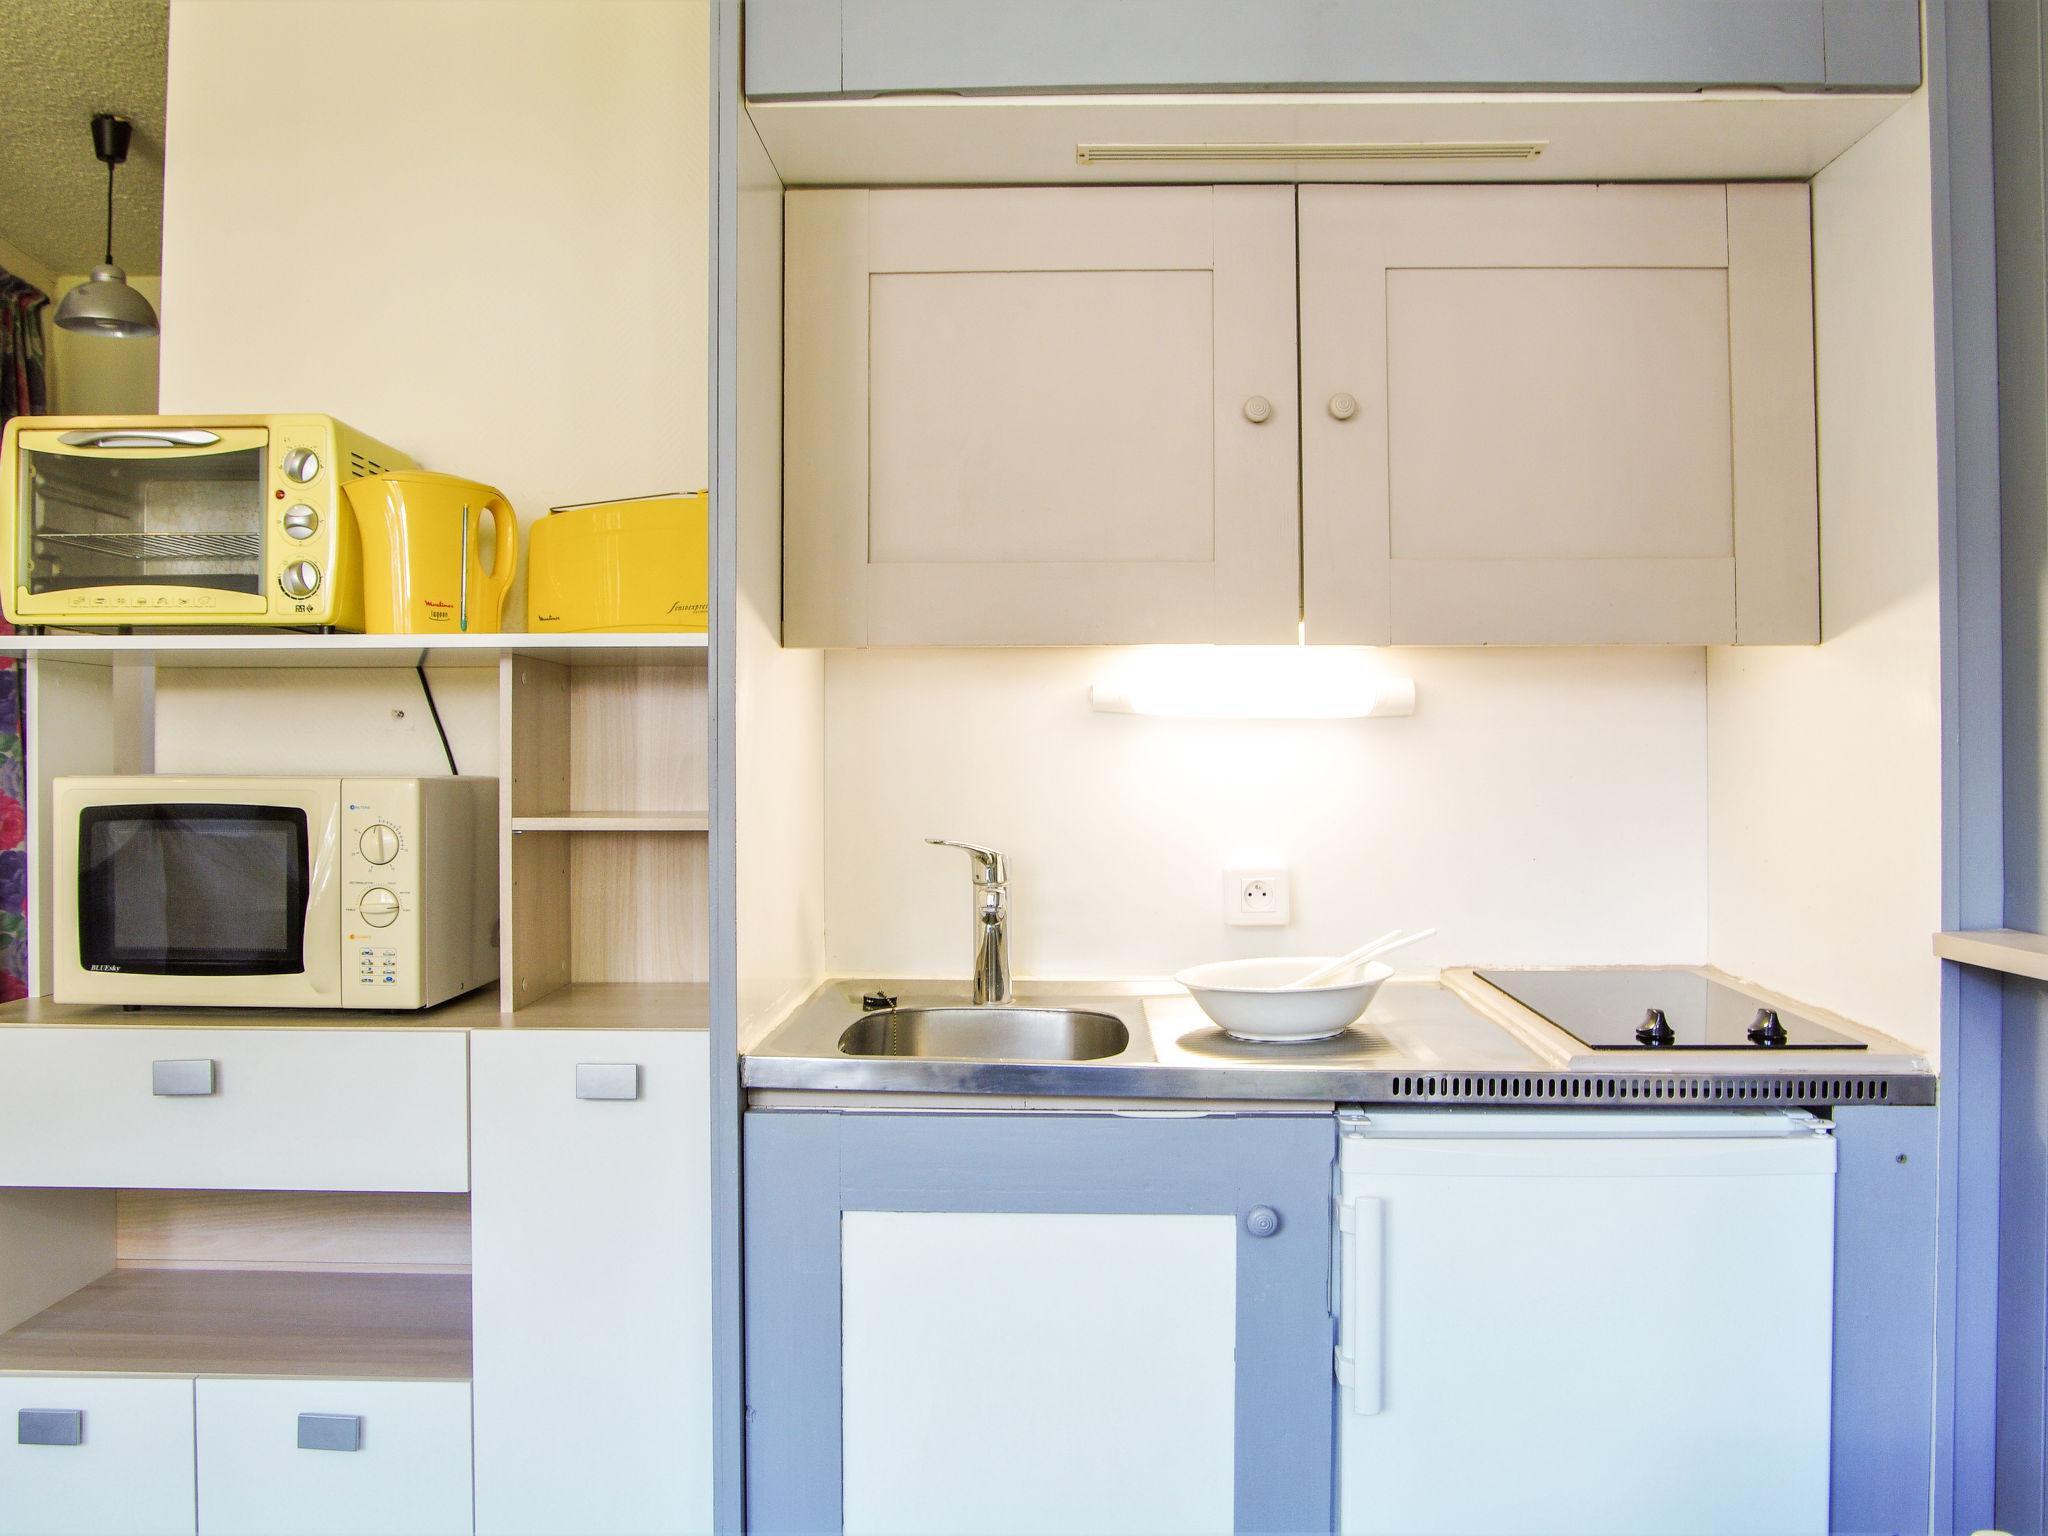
[1336,1110,1837,1536]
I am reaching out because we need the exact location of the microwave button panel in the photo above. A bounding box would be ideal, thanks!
[357,887,401,928]
[282,447,321,483]
[358,823,401,865]
[278,560,322,600]
[283,504,319,540]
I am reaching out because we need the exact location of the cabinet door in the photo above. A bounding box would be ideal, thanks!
[744,1110,1334,1534]
[0,1375,196,1536]
[195,1379,472,1536]
[786,186,1300,645]
[1299,183,1816,645]
[470,1030,711,1535]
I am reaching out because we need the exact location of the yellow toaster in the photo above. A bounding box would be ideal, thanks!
[525,492,708,633]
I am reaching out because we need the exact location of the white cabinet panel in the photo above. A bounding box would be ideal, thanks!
[841,1210,1237,1536]
[786,186,1300,645]
[0,1029,468,1192]
[1300,182,1817,645]
[471,1029,711,1535]
[195,1378,472,1536]
[0,1375,196,1536]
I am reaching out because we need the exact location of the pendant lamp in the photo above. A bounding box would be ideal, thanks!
[53,114,159,339]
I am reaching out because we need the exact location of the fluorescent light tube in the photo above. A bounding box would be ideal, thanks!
[1090,649,1416,720]
[1076,140,1547,164]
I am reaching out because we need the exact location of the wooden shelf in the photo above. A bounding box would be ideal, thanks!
[3,631,707,669]
[1934,928,2048,983]
[0,1267,470,1380]
[511,814,709,833]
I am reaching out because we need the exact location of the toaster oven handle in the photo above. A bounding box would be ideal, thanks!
[57,429,222,449]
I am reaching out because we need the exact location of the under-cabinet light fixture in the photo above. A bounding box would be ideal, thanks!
[1075,139,1548,165]
[1090,648,1416,720]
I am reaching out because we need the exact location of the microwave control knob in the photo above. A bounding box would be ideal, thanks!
[359,823,401,865]
[278,560,322,600]
[282,504,318,540]
[282,447,320,483]
[358,887,401,928]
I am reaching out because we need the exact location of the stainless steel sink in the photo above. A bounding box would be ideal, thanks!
[836,1006,1130,1062]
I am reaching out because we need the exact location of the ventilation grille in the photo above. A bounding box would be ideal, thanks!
[347,451,391,480]
[1385,1072,1905,1106]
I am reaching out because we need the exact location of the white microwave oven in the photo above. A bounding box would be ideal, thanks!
[53,776,498,1010]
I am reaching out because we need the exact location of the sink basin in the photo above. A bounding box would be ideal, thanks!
[836,1006,1130,1062]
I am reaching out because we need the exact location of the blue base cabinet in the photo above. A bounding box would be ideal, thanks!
[743,1109,1336,1534]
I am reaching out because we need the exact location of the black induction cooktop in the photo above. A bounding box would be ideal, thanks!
[1474,969,1868,1051]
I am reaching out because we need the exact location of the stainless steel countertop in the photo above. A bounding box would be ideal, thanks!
[742,970,1936,1107]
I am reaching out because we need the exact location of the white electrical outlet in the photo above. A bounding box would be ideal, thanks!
[1224,869,1291,927]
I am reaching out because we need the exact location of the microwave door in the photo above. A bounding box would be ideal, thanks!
[78,805,310,977]
[15,428,271,615]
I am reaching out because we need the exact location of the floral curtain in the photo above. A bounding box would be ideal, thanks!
[0,268,46,1001]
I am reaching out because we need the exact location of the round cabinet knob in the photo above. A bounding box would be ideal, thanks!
[359,823,401,865]
[1328,392,1360,421]
[358,887,401,927]
[1245,1205,1282,1239]
[281,447,321,484]
[282,504,319,541]
[1242,395,1273,424]
[278,560,322,600]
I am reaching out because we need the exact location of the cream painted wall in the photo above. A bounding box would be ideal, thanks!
[48,273,160,415]
[159,0,710,630]
[734,108,825,1049]
[1706,93,1943,1058]
[823,647,1709,982]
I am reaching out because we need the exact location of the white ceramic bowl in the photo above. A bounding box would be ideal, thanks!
[1173,957,1396,1043]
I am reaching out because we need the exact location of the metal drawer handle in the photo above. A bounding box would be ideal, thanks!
[297,1413,363,1452]
[19,1409,82,1446]
[58,429,222,449]
[151,1059,217,1097]
[575,1063,640,1101]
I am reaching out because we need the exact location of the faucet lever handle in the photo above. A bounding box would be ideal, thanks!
[925,838,1008,885]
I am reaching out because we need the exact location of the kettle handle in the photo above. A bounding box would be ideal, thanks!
[472,489,520,624]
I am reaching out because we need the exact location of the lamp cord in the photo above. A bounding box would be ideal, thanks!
[103,157,114,265]
[416,665,458,776]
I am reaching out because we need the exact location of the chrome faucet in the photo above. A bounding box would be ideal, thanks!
[926,839,1012,1005]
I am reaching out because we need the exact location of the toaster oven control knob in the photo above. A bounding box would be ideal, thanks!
[278,560,322,600]
[359,823,401,865]
[282,447,320,483]
[282,504,318,540]
[357,887,401,927]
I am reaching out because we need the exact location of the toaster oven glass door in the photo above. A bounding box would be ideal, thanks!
[77,804,309,975]
[16,428,270,609]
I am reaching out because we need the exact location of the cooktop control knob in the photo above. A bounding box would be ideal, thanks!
[359,823,401,866]
[358,887,400,928]
[282,504,318,540]
[282,447,320,483]
[1635,1007,1677,1047]
[278,560,322,600]
[1747,1008,1790,1047]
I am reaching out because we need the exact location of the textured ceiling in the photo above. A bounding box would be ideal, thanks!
[0,0,167,276]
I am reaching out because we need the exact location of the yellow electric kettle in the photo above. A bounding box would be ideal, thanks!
[343,470,519,634]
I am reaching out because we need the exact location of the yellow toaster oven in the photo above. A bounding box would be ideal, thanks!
[0,413,415,628]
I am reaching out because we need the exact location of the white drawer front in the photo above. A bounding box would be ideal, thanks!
[0,1375,197,1536]
[0,1030,468,1192]
[196,1378,472,1536]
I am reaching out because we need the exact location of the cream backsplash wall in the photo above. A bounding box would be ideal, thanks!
[824,647,1708,981]
[1706,92,1942,1059]
[158,0,709,615]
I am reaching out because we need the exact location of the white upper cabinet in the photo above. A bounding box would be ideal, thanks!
[785,186,1301,646]
[1299,183,1817,645]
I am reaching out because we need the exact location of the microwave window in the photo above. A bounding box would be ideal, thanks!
[77,805,309,975]
[19,445,266,596]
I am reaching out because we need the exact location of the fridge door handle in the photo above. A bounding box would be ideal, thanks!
[1337,1193,1385,1415]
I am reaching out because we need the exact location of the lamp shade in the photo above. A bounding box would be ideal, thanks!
[53,263,158,338]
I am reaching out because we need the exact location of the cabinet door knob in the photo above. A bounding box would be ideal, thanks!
[1328,392,1359,421]
[18,1409,82,1446]
[1245,1205,1281,1238]
[1242,395,1273,424]
[575,1063,641,1101]
[297,1413,364,1452]
[151,1059,217,1097]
